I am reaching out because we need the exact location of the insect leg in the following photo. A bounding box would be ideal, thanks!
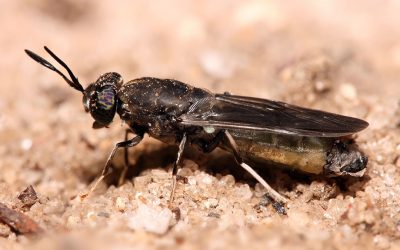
[224,131,288,204]
[169,133,187,205]
[196,130,226,153]
[118,129,135,186]
[80,134,143,199]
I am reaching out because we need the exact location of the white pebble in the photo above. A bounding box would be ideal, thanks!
[235,184,253,201]
[341,225,355,241]
[115,197,129,212]
[204,198,219,209]
[20,138,32,151]
[339,83,357,100]
[188,176,197,186]
[200,51,233,79]
[127,203,172,235]
[374,235,390,249]
[220,175,235,187]
[66,215,81,229]
[376,155,384,164]
[86,211,97,227]
[199,174,213,186]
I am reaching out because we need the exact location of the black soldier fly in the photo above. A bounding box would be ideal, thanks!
[25,47,369,204]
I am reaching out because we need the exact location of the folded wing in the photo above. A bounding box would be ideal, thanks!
[179,94,369,137]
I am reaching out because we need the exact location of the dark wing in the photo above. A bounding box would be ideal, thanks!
[179,94,369,137]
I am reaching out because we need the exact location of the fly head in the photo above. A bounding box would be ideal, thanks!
[25,46,123,129]
[83,72,123,128]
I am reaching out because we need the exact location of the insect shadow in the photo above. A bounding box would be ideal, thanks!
[92,143,368,202]
[83,143,178,188]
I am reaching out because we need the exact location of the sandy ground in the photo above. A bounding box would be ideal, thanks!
[0,1,400,249]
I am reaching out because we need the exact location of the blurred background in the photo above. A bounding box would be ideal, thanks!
[2,0,399,133]
[1,1,400,249]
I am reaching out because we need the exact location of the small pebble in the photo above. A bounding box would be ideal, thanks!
[115,197,128,212]
[97,212,110,218]
[17,185,38,210]
[188,176,197,186]
[43,200,65,215]
[20,139,32,151]
[314,80,330,93]
[339,83,357,100]
[178,167,193,177]
[86,211,97,227]
[340,225,355,241]
[204,198,219,209]
[199,174,213,186]
[196,174,213,187]
[207,212,221,218]
[200,51,233,79]
[127,203,172,235]
[0,223,11,237]
[234,184,253,201]
[133,176,152,190]
[219,175,235,187]
[66,216,81,229]
[376,155,384,164]
[373,235,390,249]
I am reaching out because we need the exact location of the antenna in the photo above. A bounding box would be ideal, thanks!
[25,46,84,92]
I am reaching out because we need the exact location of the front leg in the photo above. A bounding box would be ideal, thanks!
[81,133,143,199]
[119,129,136,186]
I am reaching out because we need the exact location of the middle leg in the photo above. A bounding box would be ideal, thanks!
[169,133,188,205]
[118,129,135,186]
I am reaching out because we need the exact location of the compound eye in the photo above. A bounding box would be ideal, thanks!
[97,86,116,110]
[90,85,117,125]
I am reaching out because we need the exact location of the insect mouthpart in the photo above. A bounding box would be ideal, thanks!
[83,94,90,112]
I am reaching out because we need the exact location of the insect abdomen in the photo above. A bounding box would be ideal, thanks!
[224,130,333,175]
[223,129,367,177]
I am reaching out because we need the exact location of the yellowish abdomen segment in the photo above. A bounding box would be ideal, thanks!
[225,130,333,175]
